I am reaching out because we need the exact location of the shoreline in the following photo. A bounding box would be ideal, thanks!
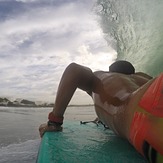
[0,104,94,108]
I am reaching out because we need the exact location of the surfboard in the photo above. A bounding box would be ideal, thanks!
[37,121,148,163]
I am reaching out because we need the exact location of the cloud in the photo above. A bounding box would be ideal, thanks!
[0,0,117,104]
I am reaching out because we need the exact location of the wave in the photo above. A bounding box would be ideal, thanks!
[95,0,163,76]
[0,139,40,163]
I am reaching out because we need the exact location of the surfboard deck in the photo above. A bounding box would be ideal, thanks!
[37,121,147,163]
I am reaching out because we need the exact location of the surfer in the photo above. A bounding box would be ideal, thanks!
[39,60,163,161]
[39,60,153,139]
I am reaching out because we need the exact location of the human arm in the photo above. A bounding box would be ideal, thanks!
[39,63,124,137]
[39,63,97,137]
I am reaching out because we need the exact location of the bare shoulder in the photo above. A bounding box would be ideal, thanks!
[129,73,152,87]
[135,72,153,79]
[93,70,108,75]
[93,70,111,78]
[93,71,152,89]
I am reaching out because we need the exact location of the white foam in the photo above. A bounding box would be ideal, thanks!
[0,139,40,163]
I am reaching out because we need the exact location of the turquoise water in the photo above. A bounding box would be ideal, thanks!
[95,0,163,76]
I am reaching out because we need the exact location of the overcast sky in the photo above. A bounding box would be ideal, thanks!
[0,0,117,104]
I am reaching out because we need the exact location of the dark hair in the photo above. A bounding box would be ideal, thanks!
[109,60,135,74]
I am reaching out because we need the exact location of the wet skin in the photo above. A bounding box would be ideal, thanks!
[39,63,153,139]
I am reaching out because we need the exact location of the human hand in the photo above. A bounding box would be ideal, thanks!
[39,123,62,138]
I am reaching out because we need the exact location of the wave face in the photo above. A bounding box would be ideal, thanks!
[95,0,163,76]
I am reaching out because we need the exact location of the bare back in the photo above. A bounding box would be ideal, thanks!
[92,71,151,137]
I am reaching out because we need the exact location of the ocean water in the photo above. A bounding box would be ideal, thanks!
[0,106,96,163]
[95,0,163,76]
[1,1,163,162]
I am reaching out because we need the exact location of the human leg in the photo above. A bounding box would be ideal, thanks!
[128,74,163,161]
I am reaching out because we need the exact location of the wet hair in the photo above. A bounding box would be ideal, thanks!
[109,60,135,74]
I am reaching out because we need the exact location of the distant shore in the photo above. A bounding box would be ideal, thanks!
[0,97,93,108]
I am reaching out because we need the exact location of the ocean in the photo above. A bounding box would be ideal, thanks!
[95,0,163,76]
[1,0,163,162]
[0,106,96,163]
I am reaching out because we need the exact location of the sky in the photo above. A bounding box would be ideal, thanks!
[0,0,117,104]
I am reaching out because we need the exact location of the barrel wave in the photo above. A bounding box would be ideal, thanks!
[95,0,163,77]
